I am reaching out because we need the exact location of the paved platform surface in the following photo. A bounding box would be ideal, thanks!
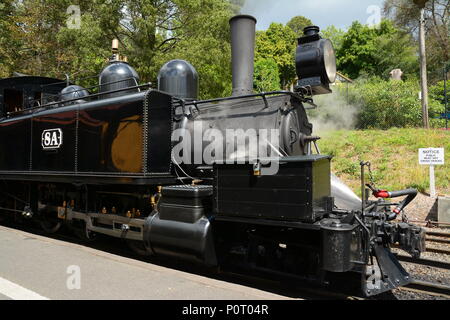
[0,293,10,300]
[0,226,293,300]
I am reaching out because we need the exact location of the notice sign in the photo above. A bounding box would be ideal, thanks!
[419,148,445,165]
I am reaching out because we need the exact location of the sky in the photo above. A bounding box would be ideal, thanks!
[240,0,385,31]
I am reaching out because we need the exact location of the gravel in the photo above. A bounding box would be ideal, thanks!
[398,192,439,222]
[378,192,450,300]
[387,225,450,300]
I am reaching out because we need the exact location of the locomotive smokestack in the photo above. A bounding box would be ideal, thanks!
[229,15,257,96]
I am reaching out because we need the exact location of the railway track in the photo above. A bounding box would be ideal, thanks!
[397,255,450,270]
[425,230,450,255]
[1,219,449,300]
[396,230,450,298]
[0,220,370,300]
[401,280,450,298]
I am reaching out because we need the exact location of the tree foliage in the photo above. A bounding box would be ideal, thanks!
[0,0,236,99]
[429,80,449,121]
[337,20,418,79]
[348,77,443,129]
[384,0,449,82]
[0,0,17,77]
[321,25,345,52]
[255,23,297,88]
[253,58,280,92]
[286,16,313,37]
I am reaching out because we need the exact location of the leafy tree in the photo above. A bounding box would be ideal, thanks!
[255,23,297,88]
[286,16,313,37]
[253,58,280,92]
[88,0,234,98]
[0,0,236,99]
[56,11,113,87]
[429,80,449,123]
[348,77,443,129]
[372,23,419,78]
[384,0,449,83]
[0,0,72,77]
[321,25,345,52]
[157,1,234,99]
[337,20,418,79]
[0,0,17,77]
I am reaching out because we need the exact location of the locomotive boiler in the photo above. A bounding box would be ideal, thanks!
[0,15,426,296]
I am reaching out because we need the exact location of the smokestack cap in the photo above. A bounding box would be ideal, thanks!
[229,14,257,24]
[303,26,320,36]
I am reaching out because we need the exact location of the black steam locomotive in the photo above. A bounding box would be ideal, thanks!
[0,15,425,296]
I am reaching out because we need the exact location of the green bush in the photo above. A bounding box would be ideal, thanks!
[348,78,444,129]
[253,58,281,92]
[429,80,449,127]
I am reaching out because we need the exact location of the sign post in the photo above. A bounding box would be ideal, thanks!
[429,165,435,198]
[419,148,445,198]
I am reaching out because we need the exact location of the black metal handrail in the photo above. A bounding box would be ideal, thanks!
[6,83,152,117]
[183,90,310,107]
[22,77,143,112]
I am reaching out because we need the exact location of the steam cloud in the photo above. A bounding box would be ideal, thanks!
[239,0,259,14]
[307,88,360,134]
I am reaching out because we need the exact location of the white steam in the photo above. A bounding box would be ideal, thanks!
[307,88,360,134]
[239,0,278,14]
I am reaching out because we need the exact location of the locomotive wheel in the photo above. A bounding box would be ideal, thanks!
[73,220,97,242]
[40,219,62,234]
[126,239,150,256]
[39,210,62,234]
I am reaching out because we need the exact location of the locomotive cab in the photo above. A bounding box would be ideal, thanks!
[0,76,67,117]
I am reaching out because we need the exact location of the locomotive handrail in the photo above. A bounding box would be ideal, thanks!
[38,74,99,88]
[7,77,149,117]
[182,90,312,108]
[169,90,318,121]
[62,77,142,95]
[6,83,152,117]
[26,77,146,109]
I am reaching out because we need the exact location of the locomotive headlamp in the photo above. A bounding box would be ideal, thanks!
[295,26,337,95]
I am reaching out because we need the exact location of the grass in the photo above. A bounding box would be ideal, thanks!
[318,128,450,197]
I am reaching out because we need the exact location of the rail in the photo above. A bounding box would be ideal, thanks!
[401,279,450,298]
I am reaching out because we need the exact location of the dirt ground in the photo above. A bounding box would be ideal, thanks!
[399,192,440,222]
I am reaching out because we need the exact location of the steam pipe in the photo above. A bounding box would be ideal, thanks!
[229,15,257,96]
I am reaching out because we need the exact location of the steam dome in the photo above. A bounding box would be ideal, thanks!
[157,60,198,100]
[59,85,89,105]
[99,61,140,99]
